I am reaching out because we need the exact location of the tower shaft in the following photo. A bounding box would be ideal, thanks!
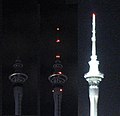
[53,88,62,116]
[89,86,99,116]
[14,86,23,116]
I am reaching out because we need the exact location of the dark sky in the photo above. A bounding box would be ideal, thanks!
[1,0,120,116]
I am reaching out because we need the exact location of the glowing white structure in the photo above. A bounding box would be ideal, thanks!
[84,13,104,116]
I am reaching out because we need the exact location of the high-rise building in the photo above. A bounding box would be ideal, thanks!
[84,13,104,116]
[9,58,28,116]
[48,28,68,116]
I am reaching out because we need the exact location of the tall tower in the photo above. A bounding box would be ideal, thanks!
[84,14,104,116]
[9,58,28,116]
[48,27,68,116]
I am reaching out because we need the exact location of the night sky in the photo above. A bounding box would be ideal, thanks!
[1,0,120,116]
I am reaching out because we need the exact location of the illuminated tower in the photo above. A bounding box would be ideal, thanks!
[9,58,28,116]
[48,27,68,116]
[84,14,104,116]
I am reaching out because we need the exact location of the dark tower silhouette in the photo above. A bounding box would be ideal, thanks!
[9,58,28,116]
[48,27,68,116]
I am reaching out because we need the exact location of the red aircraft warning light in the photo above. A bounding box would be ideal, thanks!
[56,39,60,43]
[92,13,96,18]
[60,88,63,92]
[58,72,62,74]
[57,27,60,31]
[56,55,61,59]
[52,90,54,93]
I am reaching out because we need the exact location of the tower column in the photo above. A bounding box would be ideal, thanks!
[89,86,98,116]
[53,88,62,116]
[14,86,23,116]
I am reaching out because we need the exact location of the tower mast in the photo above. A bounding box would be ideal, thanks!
[84,13,104,116]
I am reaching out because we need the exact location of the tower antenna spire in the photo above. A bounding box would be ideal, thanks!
[91,13,97,60]
[84,13,103,76]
